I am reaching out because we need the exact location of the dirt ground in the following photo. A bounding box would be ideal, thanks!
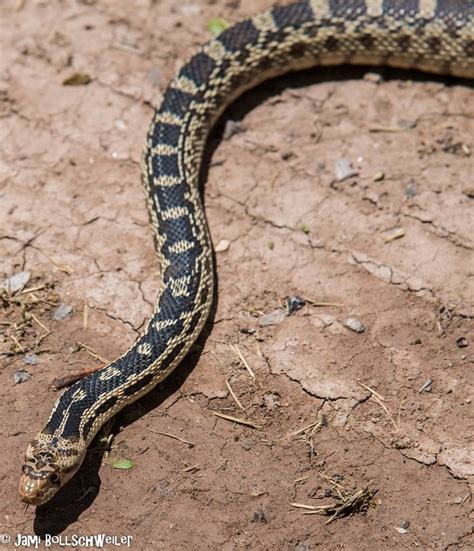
[1,0,473,549]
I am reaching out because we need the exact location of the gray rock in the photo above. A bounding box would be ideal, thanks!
[1,271,30,293]
[23,354,39,366]
[13,369,31,384]
[334,159,358,182]
[53,303,73,321]
[343,318,367,333]
[259,308,287,327]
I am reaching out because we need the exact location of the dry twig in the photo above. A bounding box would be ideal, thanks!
[226,379,246,410]
[229,343,255,378]
[211,411,261,429]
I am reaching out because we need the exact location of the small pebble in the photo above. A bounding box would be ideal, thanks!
[53,303,73,321]
[286,296,306,314]
[222,119,242,140]
[363,72,382,83]
[281,150,294,161]
[398,119,417,129]
[419,378,433,393]
[23,353,39,366]
[456,337,468,348]
[334,159,358,182]
[263,392,281,410]
[373,171,385,182]
[439,305,452,321]
[13,369,31,384]
[364,191,379,204]
[259,308,287,327]
[405,181,417,197]
[400,520,410,530]
[343,318,367,333]
[1,271,30,293]
[215,239,230,253]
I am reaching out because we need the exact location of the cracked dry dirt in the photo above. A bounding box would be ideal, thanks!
[1,1,473,550]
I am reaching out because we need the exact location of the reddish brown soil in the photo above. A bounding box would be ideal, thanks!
[1,1,473,550]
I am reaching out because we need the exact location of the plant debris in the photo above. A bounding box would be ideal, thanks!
[104,456,135,470]
[0,278,58,356]
[289,416,327,457]
[292,477,378,523]
[207,17,229,35]
[383,227,406,243]
[300,223,310,234]
[62,72,92,86]
[150,430,195,448]
[211,411,261,430]
[229,343,255,378]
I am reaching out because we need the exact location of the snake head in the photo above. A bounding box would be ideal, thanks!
[19,436,84,506]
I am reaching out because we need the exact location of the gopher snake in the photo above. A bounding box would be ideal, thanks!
[20,0,473,505]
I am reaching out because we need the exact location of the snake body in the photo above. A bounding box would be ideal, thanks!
[20,0,473,505]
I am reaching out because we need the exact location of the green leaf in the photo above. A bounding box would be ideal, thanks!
[105,456,135,470]
[207,18,229,36]
[300,224,310,234]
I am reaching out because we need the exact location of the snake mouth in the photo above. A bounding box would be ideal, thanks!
[19,473,58,506]
[19,492,45,506]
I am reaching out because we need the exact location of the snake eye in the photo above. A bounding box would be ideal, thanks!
[50,473,60,484]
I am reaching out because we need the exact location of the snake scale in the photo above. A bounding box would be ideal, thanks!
[19,0,473,505]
